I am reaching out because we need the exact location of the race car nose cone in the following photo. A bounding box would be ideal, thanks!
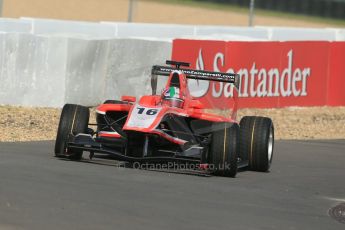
[329,202,345,224]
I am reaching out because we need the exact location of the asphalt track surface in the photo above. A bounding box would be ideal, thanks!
[0,140,344,230]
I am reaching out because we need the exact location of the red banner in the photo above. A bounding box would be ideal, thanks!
[327,42,345,106]
[172,39,345,108]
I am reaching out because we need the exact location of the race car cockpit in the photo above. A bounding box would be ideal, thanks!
[161,72,185,108]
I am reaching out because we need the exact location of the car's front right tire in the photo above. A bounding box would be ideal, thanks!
[240,116,274,172]
[54,104,90,160]
[210,123,239,177]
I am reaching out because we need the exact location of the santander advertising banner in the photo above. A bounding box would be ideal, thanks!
[172,39,345,108]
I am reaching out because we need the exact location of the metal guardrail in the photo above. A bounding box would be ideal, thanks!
[0,0,3,17]
[128,0,135,22]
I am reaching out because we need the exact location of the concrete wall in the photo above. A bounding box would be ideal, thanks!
[63,38,171,107]
[264,27,338,41]
[335,29,345,41]
[0,18,344,107]
[103,39,171,102]
[0,33,67,107]
[0,18,31,33]
[194,26,270,40]
[22,18,117,39]
[0,33,171,107]
[3,18,344,41]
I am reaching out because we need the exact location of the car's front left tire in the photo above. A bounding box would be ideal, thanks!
[54,104,90,160]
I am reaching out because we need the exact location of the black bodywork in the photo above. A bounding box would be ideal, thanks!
[68,108,211,164]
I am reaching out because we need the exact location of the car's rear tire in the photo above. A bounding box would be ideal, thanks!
[54,104,90,160]
[240,116,274,172]
[210,123,239,177]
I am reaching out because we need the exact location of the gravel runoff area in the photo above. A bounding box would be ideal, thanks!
[0,106,344,142]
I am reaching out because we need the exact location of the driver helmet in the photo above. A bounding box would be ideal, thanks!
[162,86,184,108]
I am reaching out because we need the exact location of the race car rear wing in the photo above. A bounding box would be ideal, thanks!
[151,65,240,89]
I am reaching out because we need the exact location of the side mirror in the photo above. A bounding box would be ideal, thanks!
[189,100,204,109]
[121,95,136,103]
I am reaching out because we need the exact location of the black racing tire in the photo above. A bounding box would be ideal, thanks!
[240,116,274,172]
[54,104,90,160]
[210,123,239,177]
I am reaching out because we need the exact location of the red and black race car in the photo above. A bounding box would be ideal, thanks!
[54,60,274,177]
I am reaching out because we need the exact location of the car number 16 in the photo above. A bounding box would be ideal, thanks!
[136,107,158,116]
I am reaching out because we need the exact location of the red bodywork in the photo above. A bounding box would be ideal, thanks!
[96,70,238,145]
